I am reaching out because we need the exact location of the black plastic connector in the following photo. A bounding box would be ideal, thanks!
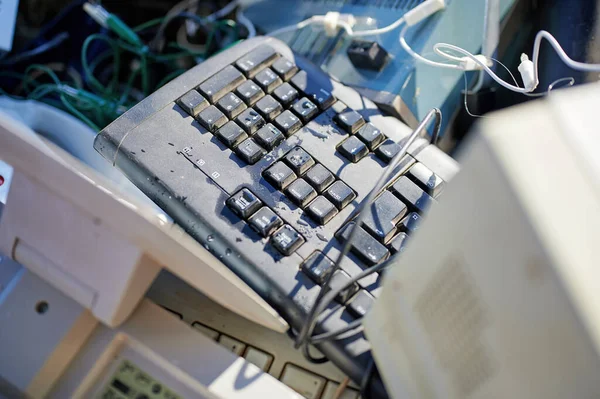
[347,40,388,71]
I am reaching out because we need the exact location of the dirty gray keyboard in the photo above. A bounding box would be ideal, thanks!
[94,36,459,398]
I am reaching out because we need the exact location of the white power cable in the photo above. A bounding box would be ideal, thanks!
[264,0,599,97]
[348,16,405,37]
[399,24,462,70]
[434,30,600,94]
[268,0,445,38]
[434,42,530,92]
[267,15,353,38]
[267,16,325,37]
[400,24,491,71]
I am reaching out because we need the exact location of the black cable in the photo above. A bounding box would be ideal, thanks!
[150,11,213,52]
[310,319,363,344]
[360,357,376,398]
[0,32,70,65]
[306,253,402,347]
[306,254,397,345]
[302,345,329,364]
[295,109,443,362]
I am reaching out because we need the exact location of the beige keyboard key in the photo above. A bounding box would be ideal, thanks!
[243,347,274,371]
[192,322,219,341]
[218,334,247,356]
[280,364,326,399]
[321,381,360,399]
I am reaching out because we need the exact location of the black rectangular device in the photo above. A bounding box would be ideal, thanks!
[94,36,458,398]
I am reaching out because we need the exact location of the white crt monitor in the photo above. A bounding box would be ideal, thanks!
[365,83,600,399]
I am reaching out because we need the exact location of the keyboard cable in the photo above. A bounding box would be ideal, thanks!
[293,108,442,364]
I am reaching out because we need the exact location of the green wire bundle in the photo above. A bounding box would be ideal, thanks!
[0,4,240,132]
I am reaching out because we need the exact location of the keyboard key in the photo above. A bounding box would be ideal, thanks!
[271,225,305,256]
[177,89,209,116]
[328,270,359,304]
[284,147,315,175]
[347,290,374,318]
[304,164,334,193]
[217,92,247,119]
[389,232,408,253]
[227,188,262,219]
[254,123,285,150]
[306,196,338,225]
[254,68,283,93]
[338,136,369,163]
[218,334,246,356]
[236,138,266,164]
[285,178,317,208]
[334,109,365,134]
[375,139,401,163]
[302,251,335,284]
[337,222,390,265]
[322,382,360,399]
[362,191,407,243]
[272,57,298,81]
[243,347,273,372]
[390,176,434,213]
[236,108,266,135]
[235,80,265,106]
[407,162,445,197]
[263,161,297,190]
[399,212,421,234]
[273,82,299,107]
[255,95,283,121]
[331,100,348,114]
[274,110,302,136]
[290,70,335,110]
[192,322,219,340]
[216,121,248,148]
[356,123,385,150]
[197,105,228,132]
[325,181,356,210]
[291,97,319,123]
[198,65,245,102]
[279,364,326,399]
[235,45,279,78]
[248,207,283,237]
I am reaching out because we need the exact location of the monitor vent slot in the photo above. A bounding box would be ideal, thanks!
[415,257,494,397]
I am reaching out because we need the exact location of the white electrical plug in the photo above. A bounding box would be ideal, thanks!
[460,54,493,71]
[518,54,538,91]
[323,12,356,37]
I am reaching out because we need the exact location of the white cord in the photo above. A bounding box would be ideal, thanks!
[434,43,529,92]
[236,7,256,38]
[350,16,406,37]
[399,24,483,71]
[267,0,445,37]
[267,15,354,38]
[434,30,600,94]
[267,16,325,37]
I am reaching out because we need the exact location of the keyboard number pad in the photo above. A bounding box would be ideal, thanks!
[270,147,350,225]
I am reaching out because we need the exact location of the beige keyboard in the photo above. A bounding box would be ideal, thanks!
[147,271,361,399]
